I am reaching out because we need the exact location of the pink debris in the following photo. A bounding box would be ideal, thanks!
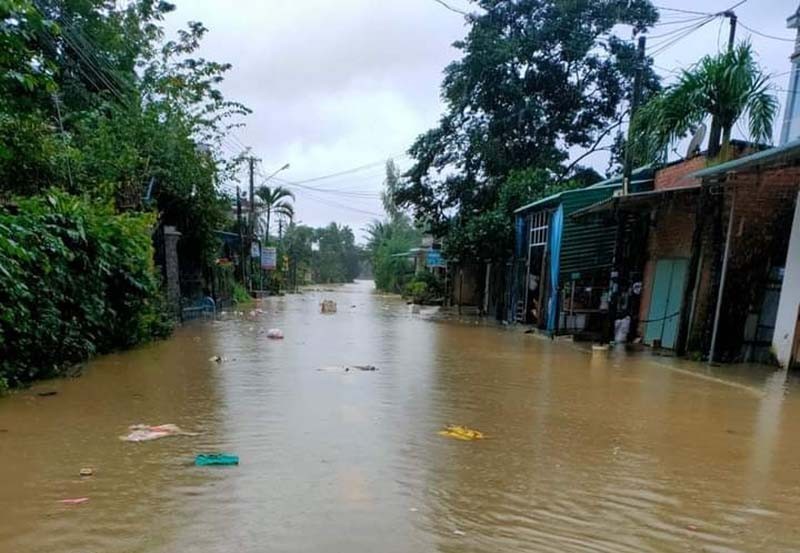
[60,497,89,505]
[120,423,199,442]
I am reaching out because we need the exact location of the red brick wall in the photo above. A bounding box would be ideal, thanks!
[654,156,706,191]
[637,195,697,336]
[713,167,800,359]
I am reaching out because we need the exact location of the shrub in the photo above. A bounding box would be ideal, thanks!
[0,191,172,388]
[403,272,444,305]
[232,283,251,304]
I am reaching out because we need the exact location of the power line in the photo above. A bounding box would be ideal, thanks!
[647,16,718,57]
[432,0,469,16]
[653,5,715,17]
[739,21,796,43]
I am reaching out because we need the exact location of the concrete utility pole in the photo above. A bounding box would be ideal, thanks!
[605,35,646,344]
[622,35,646,196]
[248,156,257,235]
[708,11,738,158]
[236,185,246,285]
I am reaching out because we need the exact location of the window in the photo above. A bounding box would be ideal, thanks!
[530,210,549,247]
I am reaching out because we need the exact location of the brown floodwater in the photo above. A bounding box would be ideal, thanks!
[2,280,800,552]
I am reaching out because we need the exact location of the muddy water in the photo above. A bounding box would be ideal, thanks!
[2,281,800,552]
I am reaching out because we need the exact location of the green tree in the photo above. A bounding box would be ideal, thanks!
[366,218,421,293]
[255,185,295,244]
[282,223,314,290]
[396,0,659,260]
[312,223,361,283]
[631,42,778,162]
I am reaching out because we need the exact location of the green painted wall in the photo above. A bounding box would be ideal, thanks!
[558,185,619,280]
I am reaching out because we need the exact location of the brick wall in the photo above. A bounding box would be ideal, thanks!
[654,156,706,191]
[637,194,697,336]
[713,166,800,359]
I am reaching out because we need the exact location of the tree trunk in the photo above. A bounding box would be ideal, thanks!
[708,117,722,159]
[266,208,271,245]
[721,125,733,161]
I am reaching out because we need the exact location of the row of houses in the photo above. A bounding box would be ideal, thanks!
[511,138,800,367]
[434,6,800,369]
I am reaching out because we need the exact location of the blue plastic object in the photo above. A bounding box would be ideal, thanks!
[195,453,239,466]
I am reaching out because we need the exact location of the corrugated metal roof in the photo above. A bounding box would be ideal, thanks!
[692,138,800,179]
[570,184,701,219]
[513,165,655,214]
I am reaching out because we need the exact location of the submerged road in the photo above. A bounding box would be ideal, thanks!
[1,280,800,552]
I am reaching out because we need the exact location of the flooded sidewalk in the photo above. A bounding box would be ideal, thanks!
[1,281,799,552]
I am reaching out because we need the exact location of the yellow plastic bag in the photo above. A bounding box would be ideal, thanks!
[438,425,485,441]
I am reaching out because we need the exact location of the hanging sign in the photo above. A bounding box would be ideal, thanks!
[261,247,277,270]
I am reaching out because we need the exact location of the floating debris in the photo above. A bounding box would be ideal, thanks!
[438,425,485,441]
[37,390,58,397]
[79,467,94,477]
[352,365,378,372]
[195,453,239,466]
[266,328,284,340]
[120,424,199,442]
[209,355,224,363]
[321,300,337,314]
[59,497,89,505]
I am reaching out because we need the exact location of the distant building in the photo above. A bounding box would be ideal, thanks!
[779,5,800,144]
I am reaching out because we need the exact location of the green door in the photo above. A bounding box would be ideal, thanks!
[644,258,689,349]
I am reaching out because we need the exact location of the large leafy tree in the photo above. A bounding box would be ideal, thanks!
[1,0,248,265]
[312,223,361,283]
[396,0,659,260]
[255,185,295,244]
[631,42,778,162]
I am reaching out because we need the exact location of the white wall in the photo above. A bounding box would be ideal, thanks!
[773,191,800,367]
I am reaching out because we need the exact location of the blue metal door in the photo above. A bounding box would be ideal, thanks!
[644,258,689,349]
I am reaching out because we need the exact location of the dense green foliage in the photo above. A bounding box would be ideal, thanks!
[0,191,171,389]
[366,217,421,293]
[312,223,361,284]
[366,161,422,293]
[404,272,444,305]
[0,1,246,387]
[278,222,362,287]
[396,0,659,260]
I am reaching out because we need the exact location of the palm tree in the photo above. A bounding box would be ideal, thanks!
[255,185,295,244]
[631,43,778,162]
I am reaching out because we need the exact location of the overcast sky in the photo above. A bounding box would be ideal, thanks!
[165,0,799,241]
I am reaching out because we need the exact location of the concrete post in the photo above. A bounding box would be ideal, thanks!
[773,192,800,367]
[163,226,182,319]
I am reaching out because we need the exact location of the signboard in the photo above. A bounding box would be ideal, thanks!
[250,241,260,258]
[426,249,446,268]
[261,247,277,270]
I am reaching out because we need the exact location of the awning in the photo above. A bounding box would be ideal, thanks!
[570,185,701,220]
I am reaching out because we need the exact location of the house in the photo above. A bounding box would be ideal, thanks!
[692,141,800,366]
[512,167,655,335]
[572,142,760,352]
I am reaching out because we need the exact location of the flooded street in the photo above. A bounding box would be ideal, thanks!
[2,281,800,552]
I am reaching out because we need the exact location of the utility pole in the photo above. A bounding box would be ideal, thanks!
[708,11,738,158]
[622,35,646,196]
[236,185,246,285]
[605,35,645,344]
[725,10,737,52]
[246,156,260,291]
[248,157,257,234]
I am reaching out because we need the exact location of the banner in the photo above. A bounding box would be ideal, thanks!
[261,247,277,270]
[426,249,446,268]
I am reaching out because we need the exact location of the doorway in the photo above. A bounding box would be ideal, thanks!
[644,258,689,349]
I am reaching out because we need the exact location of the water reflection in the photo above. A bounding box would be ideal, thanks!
[1,281,799,552]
